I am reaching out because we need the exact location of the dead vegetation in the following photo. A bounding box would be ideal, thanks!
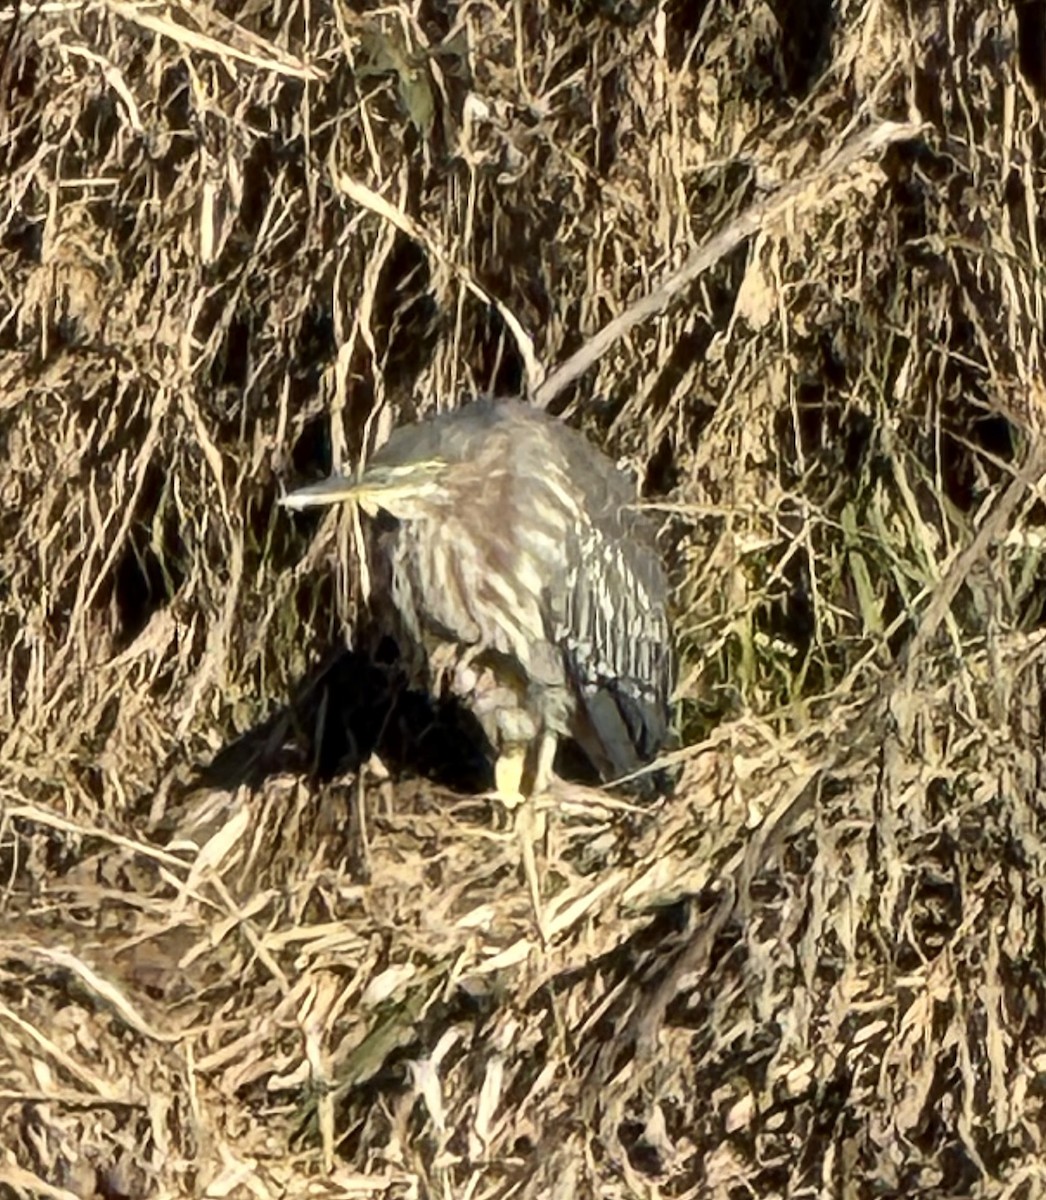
[2,0,1046,1196]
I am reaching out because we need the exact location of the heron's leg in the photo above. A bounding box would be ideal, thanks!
[494,747,548,944]
[526,730,558,830]
[494,746,526,800]
[518,729,563,941]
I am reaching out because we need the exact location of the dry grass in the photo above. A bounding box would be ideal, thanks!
[3,0,1046,1196]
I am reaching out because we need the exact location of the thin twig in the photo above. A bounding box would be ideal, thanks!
[533,119,924,410]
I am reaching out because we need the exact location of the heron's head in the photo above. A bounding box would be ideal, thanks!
[281,402,507,520]
[280,451,452,522]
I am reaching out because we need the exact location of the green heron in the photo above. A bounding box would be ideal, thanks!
[281,398,673,801]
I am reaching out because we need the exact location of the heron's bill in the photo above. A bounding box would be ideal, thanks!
[282,459,444,518]
[279,476,365,511]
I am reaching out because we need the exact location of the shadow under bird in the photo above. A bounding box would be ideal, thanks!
[280,398,673,798]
